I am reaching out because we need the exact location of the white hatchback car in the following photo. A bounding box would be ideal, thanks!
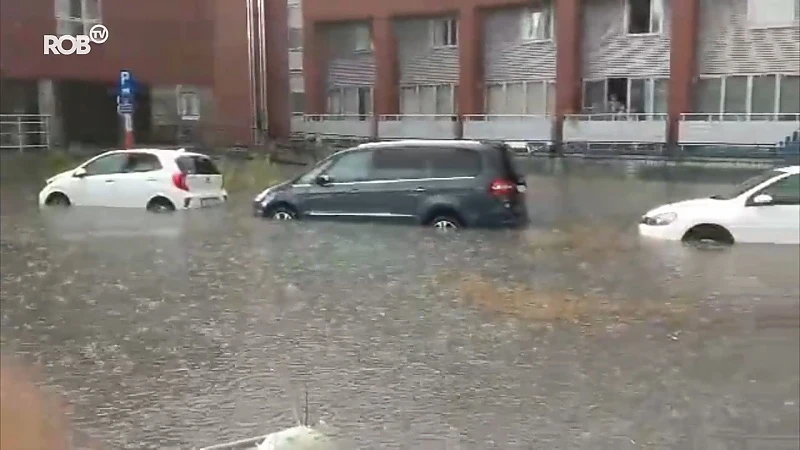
[39,149,227,212]
[639,165,800,245]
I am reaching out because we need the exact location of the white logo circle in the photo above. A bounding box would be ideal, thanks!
[88,24,108,44]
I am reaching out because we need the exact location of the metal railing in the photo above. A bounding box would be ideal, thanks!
[681,112,800,122]
[379,114,457,121]
[463,114,551,121]
[566,113,669,121]
[0,114,50,151]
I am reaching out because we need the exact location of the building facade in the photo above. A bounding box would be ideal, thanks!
[0,0,291,149]
[298,0,800,146]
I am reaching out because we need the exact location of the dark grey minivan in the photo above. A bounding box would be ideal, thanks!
[253,140,528,229]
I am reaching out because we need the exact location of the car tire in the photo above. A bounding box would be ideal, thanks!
[146,197,176,213]
[45,192,71,207]
[682,224,734,246]
[430,215,461,231]
[266,205,298,221]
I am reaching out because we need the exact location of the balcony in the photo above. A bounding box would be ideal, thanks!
[377,115,458,139]
[462,115,552,141]
[295,114,373,137]
[562,114,668,143]
[679,113,800,145]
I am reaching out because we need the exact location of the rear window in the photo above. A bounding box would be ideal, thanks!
[494,144,522,180]
[176,155,220,175]
[427,147,482,178]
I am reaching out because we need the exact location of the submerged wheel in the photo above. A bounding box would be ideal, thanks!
[146,197,176,213]
[682,224,734,246]
[430,215,461,231]
[266,205,297,221]
[45,192,71,207]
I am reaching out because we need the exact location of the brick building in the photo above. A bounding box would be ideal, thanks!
[0,0,291,149]
[298,0,799,146]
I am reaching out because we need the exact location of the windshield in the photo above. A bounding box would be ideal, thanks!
[295,154,338,184]
[711,170,782,200]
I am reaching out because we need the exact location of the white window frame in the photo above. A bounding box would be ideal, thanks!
[521,4,554,41]
[177,89,201,121]
[430,18,458,47]
[624,0,664,35]
[746,0,800,29]
[353,24,373,53]
[55,0,102,35]
[695,73,794,119]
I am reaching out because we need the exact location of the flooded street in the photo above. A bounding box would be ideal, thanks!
[1,158,798,449]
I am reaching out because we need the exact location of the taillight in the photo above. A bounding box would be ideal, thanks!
[489,178,516,197]
[172,172,189,191]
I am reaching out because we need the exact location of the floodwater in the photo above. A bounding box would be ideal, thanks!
[1,157,798,449]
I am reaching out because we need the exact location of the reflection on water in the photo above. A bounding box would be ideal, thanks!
[1,159,798,449]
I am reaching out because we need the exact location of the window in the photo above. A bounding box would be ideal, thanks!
[354,24,372,52]
[431,18,458,47]
[291,92,305,113]
[506,83,525,114]
[759,174,800,205]
[427,148,482,178]
[525,81,546,114]
[653,79,668,114]
[288,28,303,49]
[287,5,302,28]
[628,78,646,114]
[583,80,606,112]
[693,78,722,115]
[747,0,798,28]
[122,153,162,173]
[521,5,553,41]
[435,85,454,115]
[83,153,127,176]
[626,0,664,34]
[56,0,102,35]
[486,84,505,114]
[372,148,428,179]
[176,156,221,175]
[327,89,343,114]
[751,75,777,115]
[723,75,748,117]
[779,75,800,115]
[400,87,419,114]
[546,81,556,115]
[179,91,200,120]
[326,151,373,182]
[297,157,336,184]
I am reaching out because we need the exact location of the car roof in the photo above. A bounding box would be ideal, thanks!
[775,165,800,174]
[102,148,208,158]
[354,139,489,151]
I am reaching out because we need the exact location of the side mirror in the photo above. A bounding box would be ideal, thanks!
[752,193,773,205]
[315,174,332,185]
[73,167,87,178]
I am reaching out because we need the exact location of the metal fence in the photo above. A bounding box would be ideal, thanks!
[0,114,50,151]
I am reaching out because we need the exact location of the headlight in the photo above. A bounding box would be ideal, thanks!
[645,212,677,226]
[254,188,271,203]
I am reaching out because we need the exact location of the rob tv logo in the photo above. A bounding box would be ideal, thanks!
[44,24,108,55]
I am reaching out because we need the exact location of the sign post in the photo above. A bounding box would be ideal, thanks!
[118,70,135,148]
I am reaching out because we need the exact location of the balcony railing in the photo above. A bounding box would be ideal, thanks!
[378,114,458,139]
[0,114,51,151]
[679,113,800,145]
[462,114,552,141]
[563,113,668,143]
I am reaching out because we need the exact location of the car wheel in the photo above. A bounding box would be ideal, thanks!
[430,215,461,232]
[682,224,734,246]
[146,197,176,213]
[267,205,297,221]
[45,193,71,207]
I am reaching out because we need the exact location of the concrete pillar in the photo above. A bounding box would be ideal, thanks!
[457,6,484,117]
[554,0,582,143]
[303,21,328,115]
[668,0,700,145]
[373,16,399,116]
[37,79,62,149]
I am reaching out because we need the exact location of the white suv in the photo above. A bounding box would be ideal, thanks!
[39,149,227,212]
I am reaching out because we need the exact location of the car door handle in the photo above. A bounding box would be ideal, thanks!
[105,180,114,183]
[414,187,426,192]
[146,178,157,182]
